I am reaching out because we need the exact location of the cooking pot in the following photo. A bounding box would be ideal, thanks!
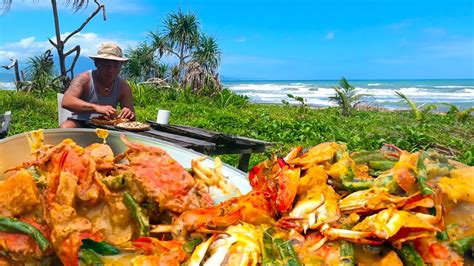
[0,129,251,198]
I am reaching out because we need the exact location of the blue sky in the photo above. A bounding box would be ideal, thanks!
[0,0,473,80]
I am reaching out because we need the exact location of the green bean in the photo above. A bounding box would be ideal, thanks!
[81,238,120,255]
[417,152,434,195]
[352,152,398,164]
[396,244,425,266]
[339,240,355,266]
[274,238,301,266]
[436,230,449,241]
[368,160,395,171]
[182,238,203,254]
[79,249,104,265]
[262,228,277,265]
[342,180,373,191]
[341,168,373,191]
[374,174,403,194]
[102,174,128,190]
[450,235,474,256]
[123,192,149,237]
[0,217,51,252]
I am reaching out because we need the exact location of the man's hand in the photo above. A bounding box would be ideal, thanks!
[95,105,117,118]
[118,107,135,120]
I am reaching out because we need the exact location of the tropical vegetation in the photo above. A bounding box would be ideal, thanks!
[329,77,370,116]
[1,86,472,168]
[0,6,472,170]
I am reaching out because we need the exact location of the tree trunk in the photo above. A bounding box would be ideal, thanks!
[51,0,66,77]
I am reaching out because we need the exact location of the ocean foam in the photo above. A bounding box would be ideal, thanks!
[0,82,16,90]
[224,80,474,108]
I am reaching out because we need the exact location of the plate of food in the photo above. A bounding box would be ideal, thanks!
[0,129,472,265]
[90,115,129,126]
[114,121,151,132]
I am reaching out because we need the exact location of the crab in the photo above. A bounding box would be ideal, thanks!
[115,136,213,214]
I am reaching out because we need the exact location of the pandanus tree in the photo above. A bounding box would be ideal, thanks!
[192,34,221,75]
[148,10,223,92]
[122,42,160,82]
[183,34,222,94]
[150,10,200,81]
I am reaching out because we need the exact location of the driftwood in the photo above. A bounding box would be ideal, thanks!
[1,59,20,89]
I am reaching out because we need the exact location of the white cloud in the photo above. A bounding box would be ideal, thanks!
[325,32,334,40]
[0,32,138,65]
[235,37,247,43]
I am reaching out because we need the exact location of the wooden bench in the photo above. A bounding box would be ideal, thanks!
[87,121,272,172]
[0,111,11,139]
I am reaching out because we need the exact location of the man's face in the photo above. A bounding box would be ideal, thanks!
[96,59,122,80]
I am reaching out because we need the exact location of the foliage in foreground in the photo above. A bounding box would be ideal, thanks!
[0,88,472,168]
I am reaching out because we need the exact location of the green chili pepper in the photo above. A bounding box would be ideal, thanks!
[0,217,51,252]
[81,238,120,255]
[123,192,149,237]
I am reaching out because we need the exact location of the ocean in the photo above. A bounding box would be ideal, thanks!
[223,79,474,111]
[1,75,473,110]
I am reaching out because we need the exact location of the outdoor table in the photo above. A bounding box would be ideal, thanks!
[86,121,272,172]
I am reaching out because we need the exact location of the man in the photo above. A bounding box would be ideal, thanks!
[60,42,135,128]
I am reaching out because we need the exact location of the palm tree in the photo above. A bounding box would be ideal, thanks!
[193,34,221,74]
[330,77,370,116]
[122,42,160,82]
[395,91,437,123]
[150,10,200,79]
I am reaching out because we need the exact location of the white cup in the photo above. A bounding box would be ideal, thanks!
[156,109,170,124]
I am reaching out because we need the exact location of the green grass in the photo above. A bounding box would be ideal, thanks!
[1,89,473,167]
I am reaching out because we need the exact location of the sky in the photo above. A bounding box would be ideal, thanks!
[0,0,473,80]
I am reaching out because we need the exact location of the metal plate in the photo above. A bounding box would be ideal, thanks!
[0,129,252,200]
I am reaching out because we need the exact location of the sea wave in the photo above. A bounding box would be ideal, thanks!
[0,82,16,90]
[225,81,474,109]
[434,85,474,89]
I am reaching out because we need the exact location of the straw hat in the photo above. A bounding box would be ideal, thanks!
[89,42,129,62]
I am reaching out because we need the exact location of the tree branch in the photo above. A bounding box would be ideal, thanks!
[1,58,16,70]
[63,0,106,44]
[65,45,81,78]
[48,38,58,48]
